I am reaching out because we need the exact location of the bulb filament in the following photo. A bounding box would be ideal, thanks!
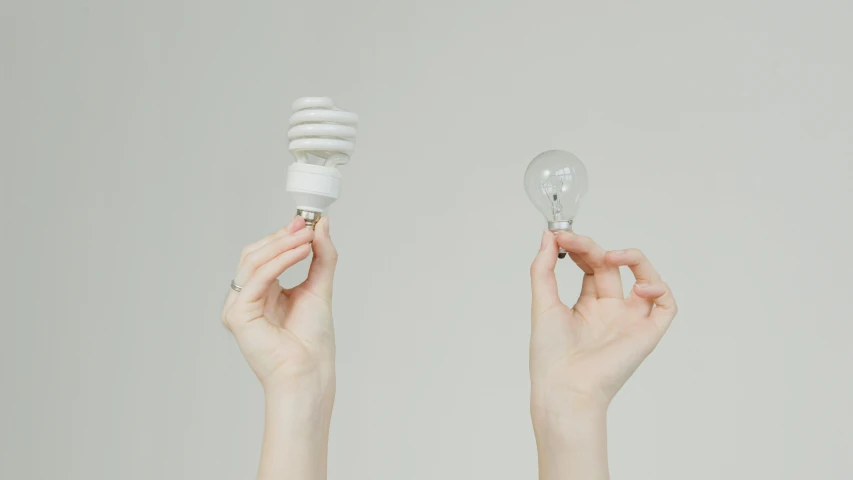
[540,167,574,221]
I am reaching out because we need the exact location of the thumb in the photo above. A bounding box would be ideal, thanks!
[530,230,560,316]
[305,216,338,300]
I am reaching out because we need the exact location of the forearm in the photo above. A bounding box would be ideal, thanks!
[533,407,609,480]
[257,392,333,480]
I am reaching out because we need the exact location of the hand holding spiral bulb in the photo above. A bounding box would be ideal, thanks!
[285,97,359,228]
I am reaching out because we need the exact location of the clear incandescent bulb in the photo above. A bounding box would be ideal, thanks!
[524,150,589,258]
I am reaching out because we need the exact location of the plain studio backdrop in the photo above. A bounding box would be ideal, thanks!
[2,1,852,479]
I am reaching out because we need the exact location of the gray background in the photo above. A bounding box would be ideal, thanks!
[3,1,852,479]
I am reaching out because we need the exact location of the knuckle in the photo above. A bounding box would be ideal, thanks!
[629,248,646,259]
[529,260,542,276]
[574,235,592,247]
[221,311,234,330]
[271,236,290,251]
[243,250,262,268]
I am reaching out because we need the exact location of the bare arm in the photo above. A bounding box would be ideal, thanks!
[258,392,332,480]
[222,216,338,480]
[529,231,678,480]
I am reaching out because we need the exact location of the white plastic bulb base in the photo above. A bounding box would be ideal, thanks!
[285,162,342,228]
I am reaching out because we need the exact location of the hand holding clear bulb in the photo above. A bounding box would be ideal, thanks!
[524,149,678,480]
[524,150,589,258]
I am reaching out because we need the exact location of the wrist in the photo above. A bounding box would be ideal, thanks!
[532,404,607,439]
[531,391,609,447]
[265,387,334,423]
[531,386,610,419]
[533,407,610,480]
[262,367,336,404]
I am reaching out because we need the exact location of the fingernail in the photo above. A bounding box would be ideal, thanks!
[610,249,625,255]
[635,283,650,289]
[324,218,330,235]
[540,231,548,249]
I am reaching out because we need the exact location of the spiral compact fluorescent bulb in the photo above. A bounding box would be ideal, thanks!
[285,97,358,228]
[524,150,589,258]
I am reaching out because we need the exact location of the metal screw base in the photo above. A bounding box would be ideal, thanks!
[548,220,573,231]
[296,209,321,229]
[548,220,573,260]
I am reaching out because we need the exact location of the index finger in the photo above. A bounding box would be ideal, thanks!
[556,232,623,299]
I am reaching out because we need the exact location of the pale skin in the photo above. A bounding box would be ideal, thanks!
[222,219,676,480]
[530,230,678,480]
[222,215,337,480]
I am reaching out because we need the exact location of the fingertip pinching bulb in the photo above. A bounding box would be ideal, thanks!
[285,97,358,228]
[523,150,589,259]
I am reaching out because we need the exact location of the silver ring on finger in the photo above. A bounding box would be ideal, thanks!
[230,280,243,292]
